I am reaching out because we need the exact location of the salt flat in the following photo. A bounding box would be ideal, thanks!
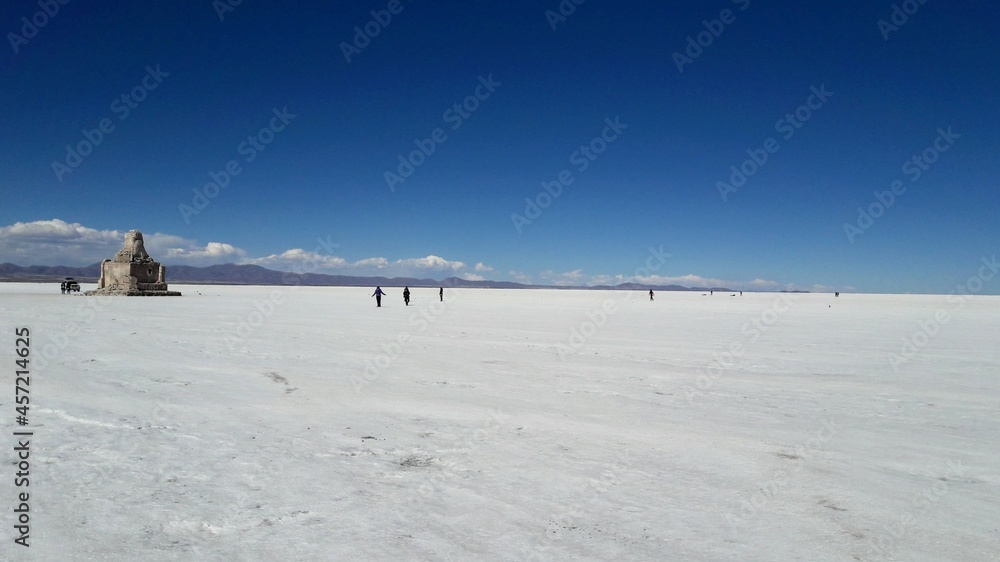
[1,283,997,561]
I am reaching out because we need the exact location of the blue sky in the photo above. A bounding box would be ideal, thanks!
[2,0,998,293]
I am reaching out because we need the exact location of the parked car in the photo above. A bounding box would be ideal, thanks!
[60,278,81,294]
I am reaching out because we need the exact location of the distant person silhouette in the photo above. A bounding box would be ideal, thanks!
[439,287,444,302]
[403,286,410,306]
[649,290,654,301]
[710,290,713,295]
[372,286,385,307]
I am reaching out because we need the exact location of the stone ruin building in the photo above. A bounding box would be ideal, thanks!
[85,230,181,296]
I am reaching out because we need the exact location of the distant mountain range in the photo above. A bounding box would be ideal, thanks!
[0,262,742,292]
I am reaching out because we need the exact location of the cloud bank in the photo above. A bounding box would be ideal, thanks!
[0,219,817,289]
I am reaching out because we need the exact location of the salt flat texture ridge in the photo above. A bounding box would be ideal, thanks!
[1,283,997,561]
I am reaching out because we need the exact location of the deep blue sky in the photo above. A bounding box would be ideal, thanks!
[2,0,998,293]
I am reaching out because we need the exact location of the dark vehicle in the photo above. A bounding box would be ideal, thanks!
[60,278,81,294]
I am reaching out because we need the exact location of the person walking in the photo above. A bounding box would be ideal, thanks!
[372,286,385,307]
[439,287,443,302]
[403,286,411,306]
[649,289,654,301]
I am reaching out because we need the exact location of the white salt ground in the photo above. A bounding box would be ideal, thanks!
[0,283,997,561]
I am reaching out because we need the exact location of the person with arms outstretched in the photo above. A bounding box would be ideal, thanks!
[372,286,385,307]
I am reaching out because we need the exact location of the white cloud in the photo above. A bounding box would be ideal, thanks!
[529,267,796,292]
[634,274,728,287]
[0,219,122,265]
[0,220,823,291]
[0,219,249,266]
[508,270,532,284]
[809,283,854,293]
[355,257,389,269]
[540,269,587,286]
[587,274,628,286]
[247,249,349,271]
[577,267,797,290]
[162,242,246,262]
[249,250,472,278]
[394,255,466,271]
[7,222,529,284]
[0,221,478,278]
[537,270,735,288]
[0,219,119,243]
